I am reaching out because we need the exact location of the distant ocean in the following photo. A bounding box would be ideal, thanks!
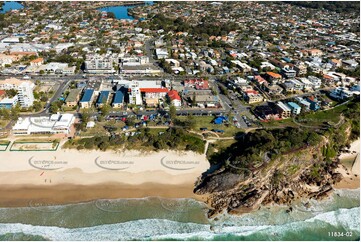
[0,189,359,241]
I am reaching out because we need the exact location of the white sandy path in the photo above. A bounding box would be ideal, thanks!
[0,149,209,186]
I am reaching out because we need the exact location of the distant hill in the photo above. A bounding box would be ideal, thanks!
[282,1,360,14]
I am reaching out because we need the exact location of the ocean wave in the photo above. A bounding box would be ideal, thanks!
[0,207,359,241]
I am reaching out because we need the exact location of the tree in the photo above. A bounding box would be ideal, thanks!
[81,109,91,123]
[107,12,116,19]
[192,93,196,106]
[169,105,176,120]
[49,103,59,113]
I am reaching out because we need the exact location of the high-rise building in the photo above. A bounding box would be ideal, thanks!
[17,82,34,108]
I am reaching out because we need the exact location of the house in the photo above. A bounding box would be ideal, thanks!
[0,54,20,67]
[295,97,311,110]
[294,62,307,76]
[266,71,282,83]
[254,75,269,86]
[281,67,297,78]
[287,102,301,115]
[276,101,291,118]
[308,49,323,57]
[305,96,320,111]
[184,79,209,90]
[167,90,181,107]
[329,87,353,100]
[298,78,313,91]
[342,59,358,69]
[96,91,110,107]
[308,76,322,89]
[112,91,124,108]
[29,58,44,66]
[79,89,95,108]
[65,89,81,107]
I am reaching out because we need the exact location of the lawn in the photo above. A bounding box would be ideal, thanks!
[79,120,126,136]
[0,140,10,145]
[297,103,348,126]
[176,116,242,137]
[261,118,298,129]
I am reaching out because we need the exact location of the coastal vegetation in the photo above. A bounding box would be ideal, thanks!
[196,98,359,217]
[64,127,205,154]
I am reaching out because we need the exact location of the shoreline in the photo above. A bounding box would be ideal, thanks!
[0,182,207,208]
[0,137,358,210]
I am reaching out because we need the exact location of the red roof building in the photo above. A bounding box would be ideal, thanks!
[184,79,209,90]
[167,90,181,101]
[0,90,5,98]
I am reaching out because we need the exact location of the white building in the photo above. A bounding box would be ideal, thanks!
[308,76,322,89]
[13,113,75,135]
[0,78,34,90]
[17,82,35,108]
[129,81,142,105]
[155,48,169,59]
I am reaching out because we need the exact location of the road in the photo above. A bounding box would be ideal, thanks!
[19,79,71,117]
[213,79,251,129]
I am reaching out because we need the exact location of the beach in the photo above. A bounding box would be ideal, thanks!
[335,139,360,189]
[0,148,209,207]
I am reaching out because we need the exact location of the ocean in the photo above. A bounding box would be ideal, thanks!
[0,189,359,241]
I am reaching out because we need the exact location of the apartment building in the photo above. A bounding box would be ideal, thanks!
[65,89,81,107]
[276,101,291,118]
[17,82,34,108]
[79,89,95,108]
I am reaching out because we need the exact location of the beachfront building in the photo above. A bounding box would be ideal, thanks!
[12,113,75,135]
[79,89,95,108]
[112,91,124,108]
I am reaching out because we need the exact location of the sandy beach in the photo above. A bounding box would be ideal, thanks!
[335,139,360,189]
[0,148,210,206]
